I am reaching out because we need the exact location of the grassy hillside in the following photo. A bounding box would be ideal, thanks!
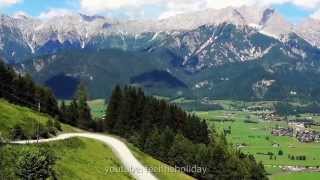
[2,137,193,180]
[0,99,76,140]
[0,99,193,179]
[52,138,133,180]
[1,138,133,180]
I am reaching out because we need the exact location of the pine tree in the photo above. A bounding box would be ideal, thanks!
[199,120,210,144]
[76,83,92,129]
[168,133,194,167]
[159,127,175,160]
[60,101,67,123]
[68,99,79,126]
[144,129,161,157]
[114,91,131,135]
[105,85,122,131]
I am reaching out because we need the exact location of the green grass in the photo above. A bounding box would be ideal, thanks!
[6,136,193,180]
[203,100,277,111]
[7,138,133,180]
[0,99,76,140]
[53,138,133,180]
[197,110,320,167]
[270,172,320,180]
[128,144,195,180]
[87,99,107,119]
[195,107,320,180]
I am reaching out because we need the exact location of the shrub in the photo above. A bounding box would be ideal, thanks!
[15,147,57,179]
[53,116,62,131]
[278,150,284,156]
[46,119,57,136]
[10,125,26,140]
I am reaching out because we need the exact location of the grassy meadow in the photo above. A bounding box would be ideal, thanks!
[191,100,320,179]
[196,110,320,167]
[0,99,76,140]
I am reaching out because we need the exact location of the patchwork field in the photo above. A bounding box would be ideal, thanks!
[270,172,320,180]
[195,100,320,179]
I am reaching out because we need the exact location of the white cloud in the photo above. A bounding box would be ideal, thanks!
[38,9,74,19]
[78,0,320,19]
[311,9,320,19]
[0,0,21,7]
[80,0,164,14]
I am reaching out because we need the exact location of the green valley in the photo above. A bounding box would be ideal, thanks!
[192,100,320,179]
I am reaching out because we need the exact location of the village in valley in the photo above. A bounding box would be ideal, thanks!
[249,105,320,143]
[271,121,320,143]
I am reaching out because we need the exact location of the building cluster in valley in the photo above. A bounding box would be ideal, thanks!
[271,120,320,143]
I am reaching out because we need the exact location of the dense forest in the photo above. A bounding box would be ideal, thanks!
[103,86,267,179]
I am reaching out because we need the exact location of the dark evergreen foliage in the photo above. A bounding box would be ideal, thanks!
[275,101,320,116]
[0,59,60,118]
[15,147,57,179]
[60,83,93,130]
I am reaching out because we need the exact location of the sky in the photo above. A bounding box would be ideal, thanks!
[0,0,319,22]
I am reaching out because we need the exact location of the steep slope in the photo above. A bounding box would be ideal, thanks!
[15,49,189,99]
[297,17,320,48]
[15,23,320,100]
[3,137,194,180]
[0,99,75,140]
[5,6,320,101]
[0,6,297,63]
[0,15,33,63]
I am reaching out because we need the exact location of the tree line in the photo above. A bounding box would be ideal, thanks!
[59,83,94,130]
[275,101,320,116]
[102,85,267,179]
[0,59,94,132]
[0,60,60,118]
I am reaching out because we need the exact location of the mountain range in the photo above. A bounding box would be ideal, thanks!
[2,6,320,100]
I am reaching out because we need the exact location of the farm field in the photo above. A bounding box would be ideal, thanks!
[194,100,320,179]
[270,172,320,180]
